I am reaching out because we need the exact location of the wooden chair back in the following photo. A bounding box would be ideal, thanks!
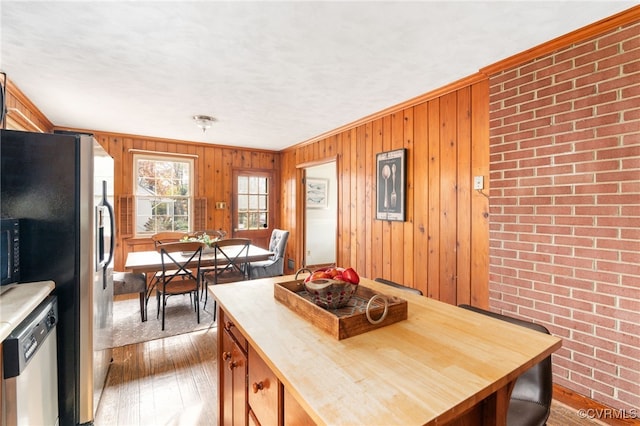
[151,231,188,248]
[157,241,203,287]
[212,238,251,283]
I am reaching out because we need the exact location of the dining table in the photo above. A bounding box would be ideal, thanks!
[124,243,274,275]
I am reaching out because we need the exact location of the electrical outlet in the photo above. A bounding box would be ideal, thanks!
[473,176,484,190]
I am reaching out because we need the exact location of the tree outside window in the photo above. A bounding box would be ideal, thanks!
[134,155,193,235]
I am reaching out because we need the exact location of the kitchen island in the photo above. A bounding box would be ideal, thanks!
[209,275,561,425]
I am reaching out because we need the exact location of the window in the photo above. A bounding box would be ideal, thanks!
[134,154,193,236]
[236,175,269,230]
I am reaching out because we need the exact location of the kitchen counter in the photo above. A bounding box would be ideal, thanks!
[0,281,55,341]
[210,275,562,425]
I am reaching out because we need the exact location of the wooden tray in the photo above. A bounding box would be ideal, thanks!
[274,280,408,340]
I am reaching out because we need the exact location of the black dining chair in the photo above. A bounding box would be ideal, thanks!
[374,277,423,295]
[201,238,251,320]
[458,304,553,426]
[156,241,204,331]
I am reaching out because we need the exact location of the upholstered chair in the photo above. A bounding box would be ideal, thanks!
[458,304,553,426]
[249,229,290,279]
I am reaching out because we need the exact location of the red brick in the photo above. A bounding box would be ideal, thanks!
[504,168,534,179]
[556,41,596,63]
[556,85,596,103]
[622,60,640,74]
[555,173,594,185]
[575,44,619,67]
[575,183,619,194]
[623,108,640,121]
[621,83,640,98]
[555,151,596,165]
[535,122,575,137]
[504,73,534,90]
[555,129,596,144]
[597,98,640,115]
[575,160,619,173]
[574,91,618,109]
[574,269,620,285]
[519,156,552,169]
[597,282,640,298]
[597,145,640,160]
[521,57,554,75]
[575,137,620,151]
[574,226,618,238]
[553,235,594,247]
[504,110,535,125]
[535,205,572,216]
[596,171,640,183]
[504,130,537,143]
[490,87,519,104]
[599,23,640,48]
[520,96,555,113]
[573,332,617,352]
[503,92,535,108]
[576,113,621,130]
[575,67,620,88]
[556,63,596,82]
[555,216,594,227]
[535,102,573,118]
[519,116,552,131]
[536,243,573,256]
[598,50,640,71]
[599,73,640,92]
[491,69,519,86]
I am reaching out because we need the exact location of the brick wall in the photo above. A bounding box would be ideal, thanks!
[488,21,639,410]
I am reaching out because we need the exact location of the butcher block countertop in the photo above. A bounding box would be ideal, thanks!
[0,281,55,341]
[209,275,562,426]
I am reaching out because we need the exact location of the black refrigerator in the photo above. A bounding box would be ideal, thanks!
[0,129,115,426]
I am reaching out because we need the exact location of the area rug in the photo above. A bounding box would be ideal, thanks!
[112,294,215,347]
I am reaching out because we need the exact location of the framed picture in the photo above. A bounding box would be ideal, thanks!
[306,178,329,209]
[376,148,406,221]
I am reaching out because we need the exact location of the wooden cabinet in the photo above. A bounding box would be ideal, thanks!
[248,346,281,425]
[218,307,315,426]
[283,387,316,426]
[218,311,247,426]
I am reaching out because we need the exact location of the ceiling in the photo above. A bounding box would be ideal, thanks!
[1,1,635,151]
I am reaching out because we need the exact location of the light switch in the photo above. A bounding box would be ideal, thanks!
[473,176,484,190]
[215,202,227,209]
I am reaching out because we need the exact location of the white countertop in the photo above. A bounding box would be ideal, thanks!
[0,281,56,341]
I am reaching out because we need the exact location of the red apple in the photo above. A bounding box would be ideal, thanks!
[342,267,360,284]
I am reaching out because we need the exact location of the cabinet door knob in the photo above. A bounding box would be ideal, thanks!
[224,321,234,331]
[222,351,232,361]
[228,360,238,371]
[252,381,264,393]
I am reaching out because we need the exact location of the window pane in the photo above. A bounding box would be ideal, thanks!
[259,212,268,228]
[258,178,267,194]
[238,194,248,210]
[249,195,258,210]
[238,212,248,230]
[258,195,267,210]
[134,155,193,236]
[249,177,258,194]
[249,212,260,229]
[238,176,248,194]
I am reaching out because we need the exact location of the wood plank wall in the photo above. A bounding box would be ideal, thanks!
[281,79,490,306]
[71,131,281,271]
[3,78,54,133]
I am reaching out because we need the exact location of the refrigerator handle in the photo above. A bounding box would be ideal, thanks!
[103,181,116,274]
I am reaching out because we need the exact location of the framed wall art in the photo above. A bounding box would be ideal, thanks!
[376,148,406,221]
[306,178,329,209]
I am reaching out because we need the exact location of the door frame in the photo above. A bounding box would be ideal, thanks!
[296,157,338,269]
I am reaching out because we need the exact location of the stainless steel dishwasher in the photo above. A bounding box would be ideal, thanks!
[3,296,59,426]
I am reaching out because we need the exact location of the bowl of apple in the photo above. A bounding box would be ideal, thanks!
[302,267,360,309]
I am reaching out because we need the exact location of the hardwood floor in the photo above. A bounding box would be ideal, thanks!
[95,328,607,426]
[95,328,218,426]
